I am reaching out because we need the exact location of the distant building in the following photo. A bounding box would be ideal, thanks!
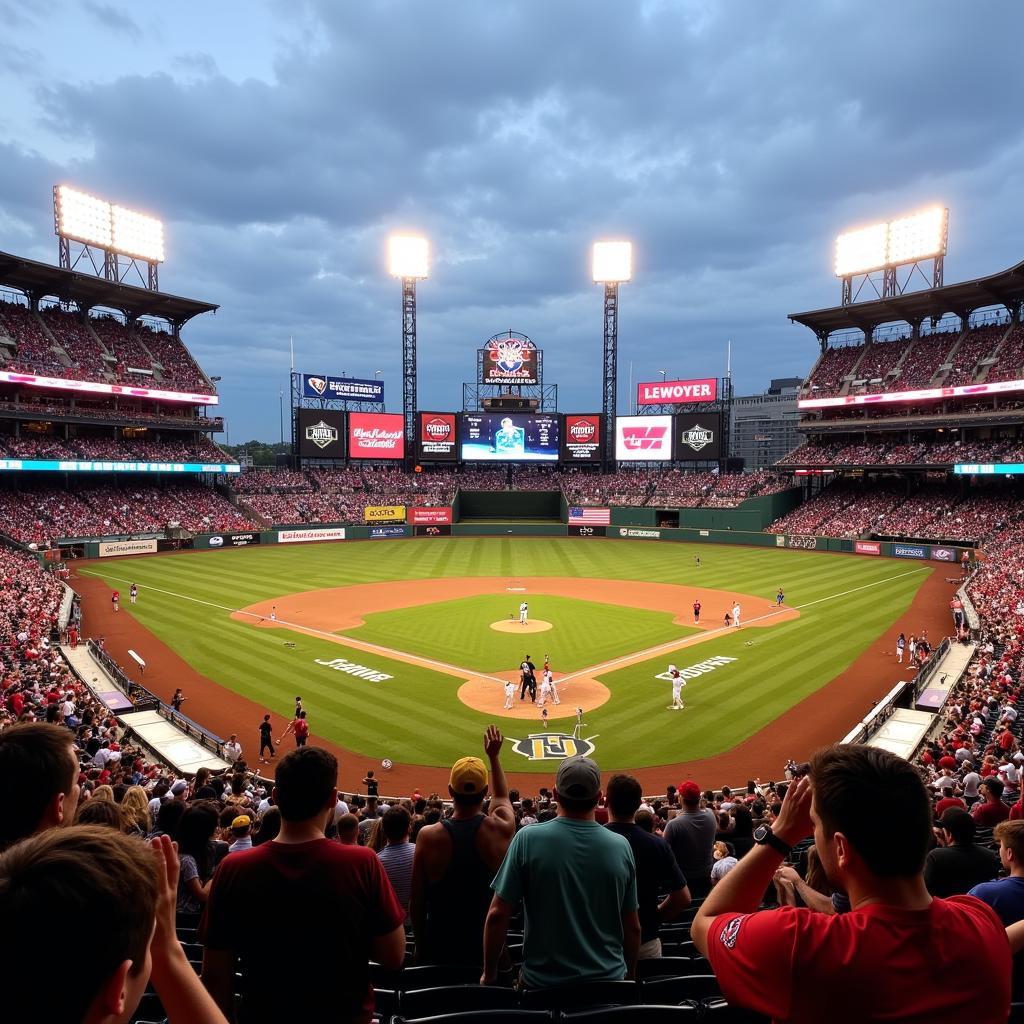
[730,377,802,469]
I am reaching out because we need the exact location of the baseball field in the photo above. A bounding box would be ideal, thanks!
[75,536,949,785]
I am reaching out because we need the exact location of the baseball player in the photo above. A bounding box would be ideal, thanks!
[503,679,515,710]
[732,602,741,628]
[896,633,906,663]
[130,583,138,604]
[111,589,120,613]
[540,706,549,730]
[538,672,553,707]
[668,666,686,711]
[776,587,784,607]
[693,599,702,625]
[519,655,537,701]
[544,667,561,705]
[270,605,277,622]
[519,601,529,625]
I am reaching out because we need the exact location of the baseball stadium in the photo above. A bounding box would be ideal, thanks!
[4,157,1024,1021]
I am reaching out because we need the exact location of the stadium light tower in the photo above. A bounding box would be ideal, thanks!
[388,235,429,467]
[592,241,632,470]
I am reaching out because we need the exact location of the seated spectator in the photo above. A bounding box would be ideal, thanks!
[201,746,405,1024]
[75,796,125,830]
[176,802,220,914]
[969,820,1024,925]
[691,745,1011,1022]
[973,778,1011,827]
[710,840,738,885]
[482,755,641,987]
[924,807,1000,898]
[228,815,253,854]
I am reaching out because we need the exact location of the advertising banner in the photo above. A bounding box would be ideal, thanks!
[479,333,539,386]
[370,526,407,539]
[418,412,458,460]
[615,527,662,540]
[614,416,673,461]
[348,412,405,459]
[459,412,559,461]
[98,539,158,557]
[364,505,406,523]
[931,546,956,562]
[894,543,928,559]
[278,527,347,544]
[207,532,261,548]
[569,524,607,538]
[0,368,217,405]
[409,507,453,525]
[296,408,345,459]
[0,459,240,474]
[787,535,818,550]
[302,374,384,403]
[674,412,723,461]
[854,541,881,555]
[414,524,452,537]
[560,414,603,462]
[637,378,718,406]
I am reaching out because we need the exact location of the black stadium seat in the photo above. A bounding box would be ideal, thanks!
[636,957,697,981]
[390,1013,552,1024]
[399,964,484,990]
[520,980,639,1011]
[640,975,722,1005]
[399,985,519,1018]
[563,1006,701,1023]
[701,997,772,1021]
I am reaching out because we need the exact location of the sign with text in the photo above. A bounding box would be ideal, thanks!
[348,412,405,460]
[560,414,603,462]
[302,374,384,403]
[364,505,406,523]
[479,333,539,385]
[414,524,452,537]
[893,544,928,559]
[569,524,606,538]
[854,541,881,555]
[674,413,723,461]
[614,416,673,461]
[459,412,559,461]
[278,527,347,544]
[409,507,453,525]
[370,526,407,539]
[418,412,458,461]
[98,539,158,557]
[637,378,717,406]
[296,408,345,459]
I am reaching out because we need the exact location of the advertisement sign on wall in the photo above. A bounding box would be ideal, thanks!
[637,378,718,406]
[0,459,240,474]
[459,412,559,461]
[98,539,158,557]
[302,374,384,403]
[674,413,723,461]
[207,532,261,548]
[296,408,345,459]
[931,546,956,561]
[616,527,662,539]
[560,414,603,462]
[414,524,452,537]
[418,412,458,460]
[569,524,607,538]
[370,526,407,539]
[409,507,453,525]
[894,544,928,559]
[854,541,881,555]
[348,413,405,459]
[364,506,406,523]
[278,527,347,544]
[614,416,673,461]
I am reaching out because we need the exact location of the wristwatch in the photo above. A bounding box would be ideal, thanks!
[753,824,793,857]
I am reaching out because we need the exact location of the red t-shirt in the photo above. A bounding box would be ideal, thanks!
[707,897,1010,1023]
[935,796,966,818]
[293,717,309,739]
[937,755,957,771]
[201,838,403,1024]
[973,800,1011,827]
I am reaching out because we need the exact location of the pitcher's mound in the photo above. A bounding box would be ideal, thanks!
[491,619,552,633]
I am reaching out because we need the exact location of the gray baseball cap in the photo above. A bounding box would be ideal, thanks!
[556,755,601,801]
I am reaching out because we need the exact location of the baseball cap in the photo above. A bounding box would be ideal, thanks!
[450,756,488,796]
[556,756,601,801]
[679,781,702,803]
[231,815,251,829]
[170,781,188,796]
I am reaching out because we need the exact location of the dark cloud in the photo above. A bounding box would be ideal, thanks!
[82,1,142,42]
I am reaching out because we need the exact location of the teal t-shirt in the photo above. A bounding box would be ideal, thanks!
[492,816,638,988]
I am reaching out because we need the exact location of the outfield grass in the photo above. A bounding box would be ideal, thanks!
[342,594,697,673]
[81,537,932,772]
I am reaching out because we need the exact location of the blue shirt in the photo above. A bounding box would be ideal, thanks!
[378,842,414,915]
[968,875,1024,926]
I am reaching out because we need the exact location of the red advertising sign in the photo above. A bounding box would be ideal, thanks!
[561,414,602,462]
[637,378,717,406]
[418,412,457,460]
[409,506,453,525]
[854,541,881,555]
[348,412,405,459]
[798,377,1024,410]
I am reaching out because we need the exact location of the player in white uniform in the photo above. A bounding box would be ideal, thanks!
[519,601,529,625]
[732,602,741,628]
[544,668,560,705]
[668,666,686,710]
[503,680,515,710]
[538,673,553,706]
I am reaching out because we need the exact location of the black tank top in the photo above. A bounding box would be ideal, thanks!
[422,814,494,966]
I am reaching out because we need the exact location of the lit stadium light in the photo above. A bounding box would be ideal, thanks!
[592,241,632,283]
[388,235,429,279]
[834,222,887,277]
[112,205,166,263]
[55,185,112,248]
[886,206,947,266]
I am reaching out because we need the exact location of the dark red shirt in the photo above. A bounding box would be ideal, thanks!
[202,838,403,1023]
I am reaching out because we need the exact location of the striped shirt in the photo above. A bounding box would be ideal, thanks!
[377,842,414,916]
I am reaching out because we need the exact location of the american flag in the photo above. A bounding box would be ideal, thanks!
[569,507,611,526]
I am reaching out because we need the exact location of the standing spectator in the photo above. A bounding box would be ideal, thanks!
[377,806,414,919]
[605,773,690,958]
[227,815,253,854]
[691,745,1011,1022]
[410,726,516,968]
[223,734,242,764]
[663,780,717,898]
[172,688,187,713]
[482,755,640,987]
[973,778,1011,827]
[176,802,219,914]
[924,808,1000,898]
[201,746,404,1024]
[969,820,1024,924]
[0,722,80,850]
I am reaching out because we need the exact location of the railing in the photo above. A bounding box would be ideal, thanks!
[909,636,952,702]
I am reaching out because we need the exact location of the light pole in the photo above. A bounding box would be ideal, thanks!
[278,387,284,446]
[388,236,429,468]
[374,369,384,412]
[659,369,667,381]
[592,241,632,472]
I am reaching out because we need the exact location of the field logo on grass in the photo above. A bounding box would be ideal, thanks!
[511,733,595,761]
[654,655,737,682]
[314,657,393,683]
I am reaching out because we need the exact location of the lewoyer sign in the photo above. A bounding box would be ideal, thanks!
[408,507,453,525]
[637,378,717,406]
[348,413,405,459]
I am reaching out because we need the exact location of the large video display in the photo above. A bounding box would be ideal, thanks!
[560,414,603,462]
[296,408,345,459]
[459,412,559,462]
[417,412,458,461]
[674,412,722,460]
[348,412,405,460]
[614,415,673,461]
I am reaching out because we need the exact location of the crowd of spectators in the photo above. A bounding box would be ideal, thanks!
[0,432,231,463]
[990,326,1024,384]
[0,394,221,430]
[0,298,213,395]
[779,436,1024,467]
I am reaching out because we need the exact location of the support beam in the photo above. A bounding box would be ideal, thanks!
[401,276,417,468]
[602,281,619,471]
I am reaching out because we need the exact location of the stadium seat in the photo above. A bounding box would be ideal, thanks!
[701,998,772,1021]
[399,965,484,991]
[636,957,696,981]
[640,975,722,1005]
[399,985,519,1018]
[390,1013,552,1024]
[520,980,639,1011]
[562,1007,701,1022]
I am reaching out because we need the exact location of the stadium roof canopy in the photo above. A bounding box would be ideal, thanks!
[789,256,1024,339]
[0,251,217,326]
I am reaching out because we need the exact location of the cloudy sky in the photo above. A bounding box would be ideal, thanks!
[3,1,1024,441]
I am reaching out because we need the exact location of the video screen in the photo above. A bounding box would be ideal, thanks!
[459,412,560,462]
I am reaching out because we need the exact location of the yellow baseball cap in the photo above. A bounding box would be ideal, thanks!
[449,756,488,796]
